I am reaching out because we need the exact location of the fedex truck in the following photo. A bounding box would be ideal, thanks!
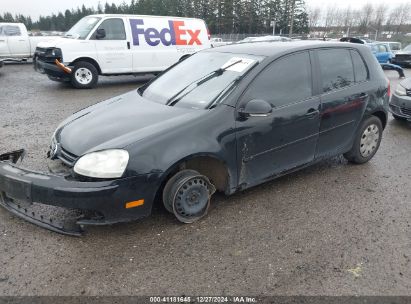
[34,15,211,88]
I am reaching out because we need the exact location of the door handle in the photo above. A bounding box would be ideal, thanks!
[305,108,319,118]
[127,41,130,49]
[348,93,369,102]
[18,39,26,42]
[359,93,369,99]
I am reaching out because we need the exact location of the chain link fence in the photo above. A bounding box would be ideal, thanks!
[211,33,309,42]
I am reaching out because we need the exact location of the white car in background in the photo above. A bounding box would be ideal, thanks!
[0,23,58,60]
[210,37,231,47]
[34,14,211,88]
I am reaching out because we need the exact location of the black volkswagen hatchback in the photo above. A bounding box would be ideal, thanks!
[0,41,389,235]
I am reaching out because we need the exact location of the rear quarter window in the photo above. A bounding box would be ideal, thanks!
[318,48,355,93]
[350,50,369,82]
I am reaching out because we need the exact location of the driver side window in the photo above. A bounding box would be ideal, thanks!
[93,18,126,40]
[241,52,312,108]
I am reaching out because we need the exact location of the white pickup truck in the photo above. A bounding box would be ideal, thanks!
[0,23,58,60]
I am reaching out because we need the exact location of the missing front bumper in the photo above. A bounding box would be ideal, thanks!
[0,150,159,236]
[0,193,84,236]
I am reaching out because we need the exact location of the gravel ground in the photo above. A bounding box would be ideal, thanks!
[0,64,410,296]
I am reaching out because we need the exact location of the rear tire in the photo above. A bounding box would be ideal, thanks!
[71,61,98,89]
[344,116,383,164]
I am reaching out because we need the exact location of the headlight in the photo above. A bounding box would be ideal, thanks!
[48,48,62,58]
[395,84,407,96]
[74,150,129,178]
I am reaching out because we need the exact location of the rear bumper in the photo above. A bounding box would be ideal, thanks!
[0,150,162,236]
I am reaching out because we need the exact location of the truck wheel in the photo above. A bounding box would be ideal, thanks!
[344,116,383,164]
[71,61,98,89]
[163,169,216,223]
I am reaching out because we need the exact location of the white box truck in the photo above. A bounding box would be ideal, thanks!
[34,14,211,88]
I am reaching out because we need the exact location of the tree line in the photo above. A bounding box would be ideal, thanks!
[0,0,309,35]
[308,2,411,37]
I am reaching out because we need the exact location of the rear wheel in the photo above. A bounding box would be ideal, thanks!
[162,169,216,223]
[71,61,98,89]
[344,116,383,164]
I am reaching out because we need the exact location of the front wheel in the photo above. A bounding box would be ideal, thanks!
[344,116,383,164]
[162,169,216,223]
[71,61,98,89]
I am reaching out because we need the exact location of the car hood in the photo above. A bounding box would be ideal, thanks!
[36,37,82,49]
[395,50,411,56]
[57,90,204,156]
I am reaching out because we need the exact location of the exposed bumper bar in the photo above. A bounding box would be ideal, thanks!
[0,150,161,236]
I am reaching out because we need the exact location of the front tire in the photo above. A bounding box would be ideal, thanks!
[344,116,383,164]
[162,169,216,223]
[71,61,98,89]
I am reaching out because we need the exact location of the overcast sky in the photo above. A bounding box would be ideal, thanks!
[1,0,410,21]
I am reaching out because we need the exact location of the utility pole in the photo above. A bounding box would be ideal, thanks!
[289,0,296,37]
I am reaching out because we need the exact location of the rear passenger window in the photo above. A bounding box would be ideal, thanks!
[351,50,368,82]
[242,52,312,108]
[318,49,354,93]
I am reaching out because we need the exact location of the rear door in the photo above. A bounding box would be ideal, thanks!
[0,26,10,57]
[4,25,30,57]
[315,48,369,159]
[376,44,391,63]
[91,18,132,74]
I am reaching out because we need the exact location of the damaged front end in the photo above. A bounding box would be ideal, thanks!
[0,150,158,236]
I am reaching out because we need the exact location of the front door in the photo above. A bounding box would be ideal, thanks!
[236,51,320,189]
[92,18,132,74]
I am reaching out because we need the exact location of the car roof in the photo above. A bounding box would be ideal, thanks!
[205,41,367,57]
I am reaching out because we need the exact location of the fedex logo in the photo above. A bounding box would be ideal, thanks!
[130,19,202,47]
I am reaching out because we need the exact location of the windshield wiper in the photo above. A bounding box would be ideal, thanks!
[165,59,243,106]
[206,60,259,109]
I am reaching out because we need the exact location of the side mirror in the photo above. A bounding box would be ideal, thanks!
[96,28,106,39]
[239,99,272,118]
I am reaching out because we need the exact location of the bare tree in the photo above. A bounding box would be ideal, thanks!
[324,5,337,32]
[373,3,386,38]
[394,3,411,35]
[308,6,321,30]
[358,3,374,34]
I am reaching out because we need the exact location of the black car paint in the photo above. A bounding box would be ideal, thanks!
[0,42,389,235]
